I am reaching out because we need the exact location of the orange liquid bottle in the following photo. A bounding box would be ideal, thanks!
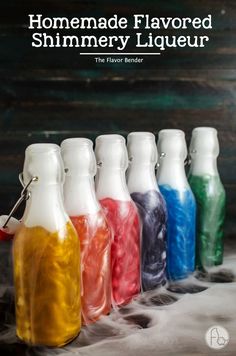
[61,138,111,324]
[13,144,81,346]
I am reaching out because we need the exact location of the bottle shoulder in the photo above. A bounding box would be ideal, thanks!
[96,169,131,201]
[127,165,159,193]
[157,160,190,191]
[22,184,70,232]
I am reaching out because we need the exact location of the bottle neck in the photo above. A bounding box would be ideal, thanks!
[189,155,219,176]
[127,164,159,194]
[22,183,69,232]
[157,158,190,190]
[95,168,131,201]
[64,174,100,216]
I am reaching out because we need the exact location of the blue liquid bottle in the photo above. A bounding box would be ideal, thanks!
[157,130,196,280]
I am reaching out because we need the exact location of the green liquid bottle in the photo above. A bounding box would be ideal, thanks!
[188,127,226,270]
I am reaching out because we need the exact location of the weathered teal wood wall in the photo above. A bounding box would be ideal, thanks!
[0,0,235,238]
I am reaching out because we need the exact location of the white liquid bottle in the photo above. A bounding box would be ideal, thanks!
[188,127,226,269]
[13,143,81,347]
[61,138,111,324]
[95,134,141,306]
[157,129,196,281]
[127,132,167,291]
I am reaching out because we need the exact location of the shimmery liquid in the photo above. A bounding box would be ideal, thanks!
[99,198,141,306]
[13,222,81,347]
[131,190,167,291]
[159,185,196,280]
[189,174,226,269]
[70,210,111,324]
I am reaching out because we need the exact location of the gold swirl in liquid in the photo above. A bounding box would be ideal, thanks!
[13,222,81,347]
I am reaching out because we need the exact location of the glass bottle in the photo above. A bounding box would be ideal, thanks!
[61,138,111,324]
[188,127,226,269]
[95,134,141,306]
[13,144,81,347]
[157,129,196,280]
[127,132,167,291]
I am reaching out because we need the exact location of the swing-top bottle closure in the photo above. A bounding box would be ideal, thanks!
[157,129,188,161]
[61,138,100,216]
[189,127,219,176]
[95,134,128,170]
[2,175,38,229]
[127,132,158,166]
[127,132,159,194]
[95,134,130,201]
[157,129,189,171]
[189,127,219,158]
[61,138,97,177]
[23,143,65,186]
[3,144,69,232]
[157,129,190,190]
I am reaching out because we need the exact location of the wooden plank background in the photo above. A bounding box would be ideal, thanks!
[0,0,235,239]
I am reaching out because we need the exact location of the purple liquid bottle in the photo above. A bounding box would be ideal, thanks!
[127,132,167,291]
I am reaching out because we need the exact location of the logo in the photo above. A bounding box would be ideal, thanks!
[205,325,229,350]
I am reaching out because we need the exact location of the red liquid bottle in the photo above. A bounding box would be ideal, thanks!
[61,138,111,324]
[95,135,141,306]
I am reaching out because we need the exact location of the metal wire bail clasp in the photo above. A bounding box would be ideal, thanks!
[184,155,192,166]
[2,174,38,229]
[185,149,196,166]
[156,152,166,171]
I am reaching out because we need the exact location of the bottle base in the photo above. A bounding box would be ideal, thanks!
[16,328,81,348]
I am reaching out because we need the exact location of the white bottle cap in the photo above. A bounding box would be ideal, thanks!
[189,127,219,176]
[127,132,158,165]
[95,134,130,201]
[61,138,96,177]
[157,130,189,190]
[127,132,158,194]
[95,134,128,170]
[190,127,219,158]
[61,138,100,216]
[158,129,187,161]
[22,143,69,232]
[23,143,64,186]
